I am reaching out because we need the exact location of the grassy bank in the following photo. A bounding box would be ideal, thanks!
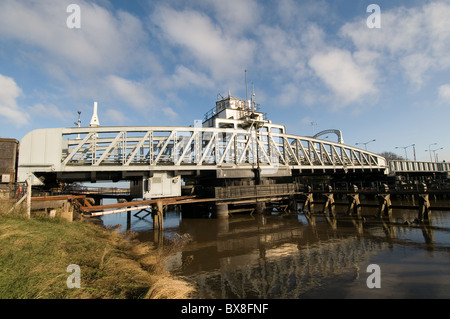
[0,204,195,299]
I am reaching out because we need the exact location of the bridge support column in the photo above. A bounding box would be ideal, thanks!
[302,186,314,215]
[215,203,229,219]
[418,183,431,221]
[347,185,362,219]
[322,186,335,217]
[288,196,298,214]
[377,184,392,219]
[255,202,266,214]
[152,200,164,229]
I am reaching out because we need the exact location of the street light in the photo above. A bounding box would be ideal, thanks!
[356,139,376,150]
[426,147,444,162]
[428,143,438,161]
[395,144,415,160]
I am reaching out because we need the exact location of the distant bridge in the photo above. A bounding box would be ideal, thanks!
[388,160,450,175]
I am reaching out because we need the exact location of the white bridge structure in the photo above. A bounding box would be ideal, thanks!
[18,93,388,199]
[388,160,450,175]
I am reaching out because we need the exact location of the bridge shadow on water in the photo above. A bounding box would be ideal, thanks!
[102,201,450,299]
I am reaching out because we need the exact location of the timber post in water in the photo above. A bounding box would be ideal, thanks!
[302,186,314,216]
[377,184,392,219]
[418,183,431,222]
[152,200,164,229]
[322,185,335,217]
[346,185,362,219]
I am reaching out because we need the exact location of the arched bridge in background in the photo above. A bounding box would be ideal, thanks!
[313,129,345,144]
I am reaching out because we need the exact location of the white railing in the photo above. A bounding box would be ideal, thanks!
[388,160,450,173]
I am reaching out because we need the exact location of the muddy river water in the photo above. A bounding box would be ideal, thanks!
[102,199,450,299]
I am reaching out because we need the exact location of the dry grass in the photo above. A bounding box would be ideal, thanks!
[145,276,196,299]
[0,202,196,299]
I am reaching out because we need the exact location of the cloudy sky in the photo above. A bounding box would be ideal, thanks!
[1,0,449,161]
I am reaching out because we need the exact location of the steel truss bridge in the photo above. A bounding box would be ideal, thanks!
[18,125,388,185]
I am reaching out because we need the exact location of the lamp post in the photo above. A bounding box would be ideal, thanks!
[428,143,437,161]
[74,110,81,140]
[356,139,376,150]
[426,147,444,162]
[395,144,415,161]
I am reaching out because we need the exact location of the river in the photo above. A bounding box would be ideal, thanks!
[101,198,450,299]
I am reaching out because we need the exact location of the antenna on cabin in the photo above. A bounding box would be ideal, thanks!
[245,69,248,101]
[74,110,81,139]
[251,82,256,111]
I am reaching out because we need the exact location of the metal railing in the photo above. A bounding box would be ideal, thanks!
[388,160,450,173]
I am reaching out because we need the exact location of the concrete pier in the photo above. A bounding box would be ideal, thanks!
[216,203,229,218]
[255,202,266,214]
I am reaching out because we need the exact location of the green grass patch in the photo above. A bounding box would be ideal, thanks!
[0,206,195,299]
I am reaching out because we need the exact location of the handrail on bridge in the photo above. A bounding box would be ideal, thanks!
[388,160,450,173]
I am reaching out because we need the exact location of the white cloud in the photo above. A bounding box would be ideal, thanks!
[0,74,28,126]
[257,25,305,72]
[340,1,450,88]
[0,0,154,77]
[276,0,331,27]
[308,49,378,106]
[168,66,214,90]
[106,75,157,110]
[153,6,255,80]
[209,0,260,36]
[105,109,129,126]
[438,84,450,103]
[30,103,72,122]
[162,107,179,121]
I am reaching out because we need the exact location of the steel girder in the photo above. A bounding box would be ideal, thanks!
[18,126,388,182]
[61,127,385,169]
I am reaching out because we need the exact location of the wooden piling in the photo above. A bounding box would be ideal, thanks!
[152,200,164,229]
[377,184,392,219]
[302,186,314,215]
[347,185,361,219]
[322,186,335,217]
[418,183,431,221]
[26,178,31,219]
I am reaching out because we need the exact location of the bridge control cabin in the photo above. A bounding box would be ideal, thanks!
[202,92,286,133]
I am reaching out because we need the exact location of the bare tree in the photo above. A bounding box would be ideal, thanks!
[379,151,404,161]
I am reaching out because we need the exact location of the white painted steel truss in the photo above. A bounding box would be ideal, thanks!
[18,126,387,181]
[62,127,387,172]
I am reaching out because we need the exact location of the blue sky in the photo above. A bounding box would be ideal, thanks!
[1,0,449,162]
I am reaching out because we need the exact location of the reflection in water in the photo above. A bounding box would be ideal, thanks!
[104,200,450,299]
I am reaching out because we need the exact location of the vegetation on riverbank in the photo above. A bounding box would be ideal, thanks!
[0,203,195,299]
